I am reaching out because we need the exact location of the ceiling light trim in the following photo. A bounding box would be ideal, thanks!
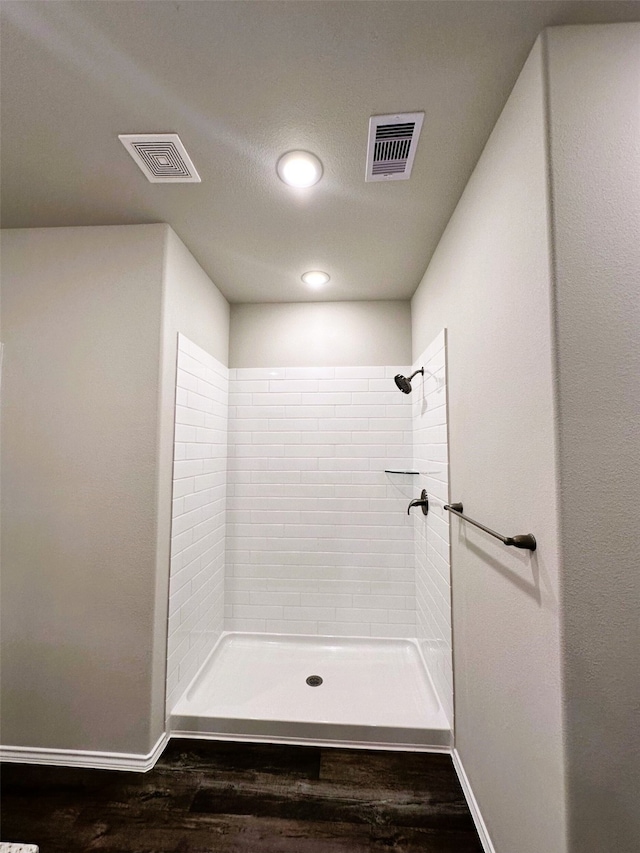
[301,270,330,288]
[277,151,323,188]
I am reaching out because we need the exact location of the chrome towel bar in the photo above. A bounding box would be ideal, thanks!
[444,502,536,552]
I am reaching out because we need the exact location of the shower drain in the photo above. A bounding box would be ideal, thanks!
[306,675,323,687]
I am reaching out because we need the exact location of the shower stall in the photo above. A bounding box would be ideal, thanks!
[165,331,452,751]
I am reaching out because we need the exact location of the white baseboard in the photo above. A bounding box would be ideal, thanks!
[0,731,168,773]
[452,748,496,853]
[0,845,38,853]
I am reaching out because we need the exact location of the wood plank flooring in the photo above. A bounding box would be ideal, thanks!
[1,739,483,852]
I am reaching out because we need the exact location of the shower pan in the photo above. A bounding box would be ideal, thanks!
[170,633,451,749]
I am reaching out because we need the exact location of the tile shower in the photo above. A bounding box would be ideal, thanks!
[226,364,415,638]
[166,331,453,746]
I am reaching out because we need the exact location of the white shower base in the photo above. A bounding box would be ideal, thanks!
[170,632,452,750]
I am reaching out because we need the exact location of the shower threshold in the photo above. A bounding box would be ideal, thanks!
[170,632,452,751]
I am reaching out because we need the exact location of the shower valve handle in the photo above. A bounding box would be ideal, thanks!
[407,490,429,516]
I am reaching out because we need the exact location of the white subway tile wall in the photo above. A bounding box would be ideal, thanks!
[226,366,416,638]
[412,330,453,725]
[166,335,228,715]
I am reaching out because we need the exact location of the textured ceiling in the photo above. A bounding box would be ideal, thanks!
[2,1,639,303]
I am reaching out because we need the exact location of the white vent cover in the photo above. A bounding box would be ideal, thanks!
[118,133,201,183]
[365,112,424,182]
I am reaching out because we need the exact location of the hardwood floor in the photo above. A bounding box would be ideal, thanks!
[1,739,483,852]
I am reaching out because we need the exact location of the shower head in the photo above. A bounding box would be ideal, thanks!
[394,374,412,393]
[394,367,424,394]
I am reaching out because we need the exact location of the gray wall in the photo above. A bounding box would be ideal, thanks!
[162,227,230,367]
[412,23,640,853]
[230,301,411,367]
[0,224,230,756]
[546,24,640,853]
[412,37,567,853]
[1,225,166,754]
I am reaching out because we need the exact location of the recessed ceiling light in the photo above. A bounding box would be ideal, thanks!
[301,270,330,287]
[277,151,323,187]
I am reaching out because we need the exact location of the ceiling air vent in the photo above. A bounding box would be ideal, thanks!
[365,112,424,182]
[118,133,201,183]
